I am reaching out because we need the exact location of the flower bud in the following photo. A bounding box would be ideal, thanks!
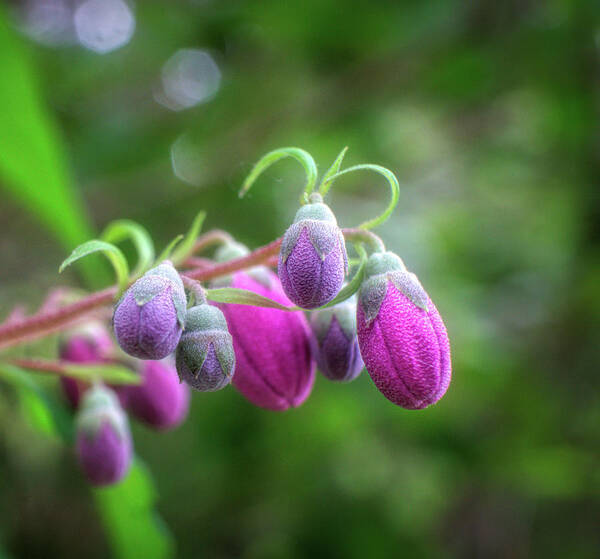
[357,251,451,409]
[278,196,347,309]
[59,323,127,409]
[113,261,186,360]
[176,304,235,391]
[310,300,363,382]
[126,359,190,430]
[75,385,132,486]
[213,246,315,410]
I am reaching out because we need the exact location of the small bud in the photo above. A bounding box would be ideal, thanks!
[113,261,186,360]
[59,323,128,409]
[176,304,235,391]
[310,299,363,382]
[278,196,347,309]
[75,385,132,486]
[126,359,190,430]
[214,259,316,411]
[357,251,451,409]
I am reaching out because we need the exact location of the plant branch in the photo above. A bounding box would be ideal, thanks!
[0,228,382,350]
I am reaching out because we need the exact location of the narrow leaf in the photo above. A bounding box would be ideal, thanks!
[102,220,155,278]
[319,146,348,196]
[61,363,141,385]
[206,287,295,311]
[94,459,175,559]
[0,10,98,286]
[156,235,184,263]
[171,211,206,265]
[59,240,129,291]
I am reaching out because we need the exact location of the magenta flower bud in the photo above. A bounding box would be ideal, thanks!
[357,251,451,410]
[310,299,363,382]
[75,385,132,486]
[176,304,235,392]
[213,248,316,410]
[126,359,190,430]
[278,195,347,309]
[59,323,127,409]
[113,261,186,360]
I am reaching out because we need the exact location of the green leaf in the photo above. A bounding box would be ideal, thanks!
[316,245,367,309]
[102,220,155,278]
[156,235,184,263]
[171,211,206,265]
[206,288,295,311]
[59,240,129,292]
[94,459,175,559]
[0,363,73,442]
[0,9,98,286]
[319,146,348,196]
[60,363,141,385]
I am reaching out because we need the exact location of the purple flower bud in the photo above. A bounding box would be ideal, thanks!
[357,252,451,410]
[113,261,186,360]
[310,300,363,382]
[215,263,316,411]
[278,197,347,309]
[59,323,129,410]
[75,385,132,486]
[176,304,235,392]
[126,359,190,430]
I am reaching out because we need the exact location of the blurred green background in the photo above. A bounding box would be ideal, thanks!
[0,1,599,558]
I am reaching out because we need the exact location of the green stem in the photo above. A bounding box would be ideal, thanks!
[238,147,318,203]
[326,164,400,230]
[342,228,385,253]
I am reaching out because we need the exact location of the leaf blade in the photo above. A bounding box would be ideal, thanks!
[101,220,155,277]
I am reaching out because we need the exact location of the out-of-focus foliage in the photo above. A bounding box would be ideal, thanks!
[0,1,599,558]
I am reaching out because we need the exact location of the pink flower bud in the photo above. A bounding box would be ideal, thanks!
[216,264,316,411]
[75,385,132,486]
[126,359,190,430]
[357,252,451,409]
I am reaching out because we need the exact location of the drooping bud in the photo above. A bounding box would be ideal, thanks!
[75,385,132,486]
[126,359,190,430]
[357,251,451,409]
[58,323,128,409]
[213,244,315,410]
[176,304,235,391]
[310,299,363,382]
[113,261,186,360]
[278,194,347,309]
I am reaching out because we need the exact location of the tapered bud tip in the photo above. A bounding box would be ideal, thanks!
[364,251,405,279]
[176,304,235,392]
[126,359,190,430]
[214,241,249,263]
[310,301,363,382]
[113,263,186,360]
[292,200,337,225]
[76,385,132,486]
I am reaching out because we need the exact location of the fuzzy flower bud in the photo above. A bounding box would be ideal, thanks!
[75,385,132,486]
[357,251,451,409]
[278,195,347,309]
[176,304,235,392]
[113,261,186,360]
[213,244,315,410]
[58,323,128,409]
[126,359,190,430]
[310,299,363,382]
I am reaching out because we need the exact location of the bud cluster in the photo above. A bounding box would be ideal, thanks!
[51,148,451,487]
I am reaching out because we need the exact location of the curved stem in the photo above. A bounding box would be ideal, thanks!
[326,164,400,230]
[342,228,385,253]
[238,147,318,203]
